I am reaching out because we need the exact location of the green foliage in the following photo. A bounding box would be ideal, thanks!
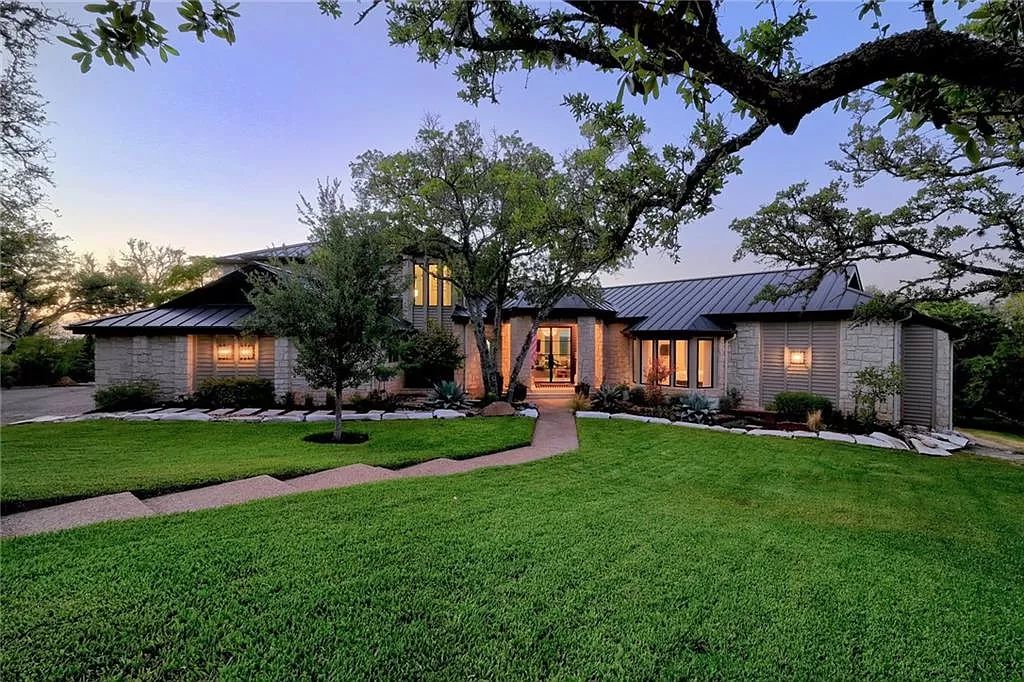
[574,382,591,398]
[719,386,744,412]
[771,391,834,422]
[628,385,647,407]
[1,335,94,386]
[193,377,275,409]
[93,380,158,412]
[509,380,528,403]
[590,384,628,412]
[398,320,463,388]
[426,380,469,410]
[853,363,903,424]
[350,389,401,413]
[1,417,533,508]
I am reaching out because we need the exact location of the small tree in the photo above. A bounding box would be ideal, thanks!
[852,363,904,425]
[398,320,463,388]
[246,180,402,442]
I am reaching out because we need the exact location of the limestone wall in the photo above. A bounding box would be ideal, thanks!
[839,320,899,421]
[94,335,191,400]
[934,329,953,430]
[601,322,632,386]
[725,322,760,407]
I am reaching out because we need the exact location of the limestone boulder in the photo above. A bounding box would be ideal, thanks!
[480,401,516,417]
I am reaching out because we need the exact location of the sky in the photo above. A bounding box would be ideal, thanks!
[34,1,951,288]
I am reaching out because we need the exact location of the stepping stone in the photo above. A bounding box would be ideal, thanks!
[672,421,710,430]
[930,432,969,449]
[433,409,465,419]
[133,407,163,414]
[207,408,236,417]
[258,409,285,418]
[305,410,335,423]
[401,411,435,420]
[288,464,396,492]
[282,410,310,419]
[818,431,856,444]
[143,475,296,514]
[227,407,262,418]
[747,429,793,438]
[913,434,957,451]
[610,413,648,422]
[909,438,954,457]
[869,432,911,450]
[575,411,611,419]
[342,412,381,421]
[9,415,67,425]
[124,413,160,421]
[264,411,306,422]
[854,435,893,448]
[1,492,153,539]
[64,413,110,422]
[160,411,211,422]
[152,408,188,416]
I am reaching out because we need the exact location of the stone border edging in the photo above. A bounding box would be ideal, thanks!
[575,411,970,456]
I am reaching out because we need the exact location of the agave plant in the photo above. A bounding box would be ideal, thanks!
[427,380,469,410]
[672,392,719,425]
[590,384,628,412]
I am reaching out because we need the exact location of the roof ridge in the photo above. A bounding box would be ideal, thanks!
[601,266,816,291]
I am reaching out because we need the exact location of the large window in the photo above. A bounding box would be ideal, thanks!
[633,337,713,388]
[413,264,425,306]
[414,261,454,307]
[697,339,714,388]
[427,263,440,306]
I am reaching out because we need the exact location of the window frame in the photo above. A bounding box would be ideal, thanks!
[696,338,715,388]
[673,339,689,387]
[412,263,425,306]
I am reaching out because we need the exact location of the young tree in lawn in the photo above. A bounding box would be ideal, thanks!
[245,180,402,442]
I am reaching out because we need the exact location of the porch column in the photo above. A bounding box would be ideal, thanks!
[577,316,598,387]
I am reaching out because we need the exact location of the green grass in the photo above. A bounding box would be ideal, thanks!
[3,420,1023,679]
[0,417,534,510]
[960,427,1024,451]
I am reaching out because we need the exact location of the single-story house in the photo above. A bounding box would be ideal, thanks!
[69,243,956,429]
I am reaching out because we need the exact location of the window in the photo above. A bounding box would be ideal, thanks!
[441,265,452,306]
[656,340,671,385]
[215,337,234,362]
[697,339,714,388]
[427,263,439,306]
[413,263,425,306]
[674,339,689,386]
[641,339,654,384]
[237,340,256,361]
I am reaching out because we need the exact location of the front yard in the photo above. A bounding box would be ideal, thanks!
[3,420,1022,679]
[0,417,534,511]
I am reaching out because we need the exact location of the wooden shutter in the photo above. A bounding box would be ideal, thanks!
[901,325,936,427]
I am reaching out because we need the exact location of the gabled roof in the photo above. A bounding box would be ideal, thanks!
[217,242,314,264]
[602,266,872,333]
[503,292,617,316]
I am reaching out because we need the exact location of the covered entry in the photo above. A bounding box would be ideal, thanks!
[533,326,575,384]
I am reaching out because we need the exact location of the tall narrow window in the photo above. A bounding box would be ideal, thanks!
[656,339,671,385]
[632,339,642,384]
[697,339,714,388]
[427,263,439,306]
[413,263,425,306]
[641,339,654,384]
[674,339,689,386]
[441,265,452,306]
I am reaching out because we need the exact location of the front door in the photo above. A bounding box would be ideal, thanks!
[533,327,574,384]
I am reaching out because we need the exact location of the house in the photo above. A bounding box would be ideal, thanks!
[69,243,956,429]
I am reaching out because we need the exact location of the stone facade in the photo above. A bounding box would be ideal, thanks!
[601,322,632,386]
[838,320,899,421]
[269,337,402,403]
[94,335,191,400]
[726,322,760,407]
[933,329,953,430]
[576,316,598,387]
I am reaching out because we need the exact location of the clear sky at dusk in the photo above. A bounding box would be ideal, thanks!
[35,1,954,288]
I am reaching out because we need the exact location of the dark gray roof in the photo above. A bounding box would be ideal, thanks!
[68,305,252,333]
[504,292,616,315]
[217,242,314,263]
[602,267,871,333]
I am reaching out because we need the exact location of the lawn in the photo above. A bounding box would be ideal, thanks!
[960,427,1024,452]
[3,420,1023,679]
[0,417,534,511]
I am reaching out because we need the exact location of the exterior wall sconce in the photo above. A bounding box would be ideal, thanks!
[238,341,256,361]
[216,340,234,361]
[789,349,807,365]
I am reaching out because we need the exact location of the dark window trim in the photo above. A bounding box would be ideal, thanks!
[696,337,715,388]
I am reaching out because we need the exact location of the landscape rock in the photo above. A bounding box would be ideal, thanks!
[263,414,306,423]
[381,412,408,420]
[791,430,819,438]
[610,413,649,422]
[517,408,539,418]
[853,435,894,449]
[930,432,969,449]
[708,425,730,432]
[433,409,466,419]
[304,411,335,423]
[647,417,672,425]
[910,438,954,456]
[869,432,911,450]
[818,431,856,444]
[728,427,748,434]
[160,411,212,422]
[913,434,958,451]
[672,421,710,430]
[480,401,516,417]
[575,411,611,419]
[747,429,793,438]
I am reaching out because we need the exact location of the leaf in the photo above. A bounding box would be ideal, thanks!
[84,3,111,13]
[945,123,970,142]
[80,53,93,73]
[57,35,85,49]
[964,138,981,165]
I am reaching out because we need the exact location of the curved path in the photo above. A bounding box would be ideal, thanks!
[1,401,577,539]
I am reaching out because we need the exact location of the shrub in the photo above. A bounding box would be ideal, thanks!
[772,391,834,421]
[719,386,744,411]
[569,393,591,412]
[427,380,469,410]
[806,408,825,432]
[671,392,718,424]
[1,336,94,387]
[853,363,903,423]
[350,389,400,412]
[591,384,628,412]
[510,380,528,403]
[574,382,591,397]
[194,377,276,408]
[628,385,647,406]
[399,321,464,388]
[94,380,159,412]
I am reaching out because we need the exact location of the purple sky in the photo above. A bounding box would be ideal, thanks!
[35,1,949,288]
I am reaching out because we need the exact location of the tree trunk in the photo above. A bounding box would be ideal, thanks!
[469,304,502,396]
[333,385,344,442]
[505,312,546,402]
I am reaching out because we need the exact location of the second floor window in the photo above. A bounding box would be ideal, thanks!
[413,261,453,307]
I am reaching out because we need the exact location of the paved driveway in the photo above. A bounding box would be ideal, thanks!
[1,386,96,425]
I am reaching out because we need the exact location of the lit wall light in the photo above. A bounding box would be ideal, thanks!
[238,342,256,361]
[789,349,806,365]
[216,341,234,361]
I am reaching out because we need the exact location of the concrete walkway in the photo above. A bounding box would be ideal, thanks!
[1,401,577,539]
[1,385,96,425]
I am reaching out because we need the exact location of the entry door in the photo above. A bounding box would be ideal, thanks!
[535,327,573,384]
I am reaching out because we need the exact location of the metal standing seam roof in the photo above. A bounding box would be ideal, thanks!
[217,242,315,263]
[68,305,254,332]
[601,267,872,333]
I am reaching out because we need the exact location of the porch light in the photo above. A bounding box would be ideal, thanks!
[216,341,234,361]
[238,341,256,361]
[789,349,806,365]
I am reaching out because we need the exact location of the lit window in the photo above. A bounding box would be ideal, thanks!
[413,264,425,306]
[215,338,234,362]
[441,265,452,306]
[789,349,806,365]
[656,340,671,385]
[641,339,654,384]
[427,263,439,306]
[674,339,689,386]
[238,341,256,361]
[697,339,714,388]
